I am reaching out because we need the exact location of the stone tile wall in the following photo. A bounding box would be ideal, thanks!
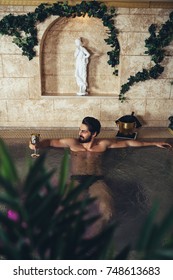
[0,5,173,128]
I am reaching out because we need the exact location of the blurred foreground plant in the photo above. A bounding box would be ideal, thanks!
[135,202,173,260]
[0,139,116,260]
[0,139,173,260]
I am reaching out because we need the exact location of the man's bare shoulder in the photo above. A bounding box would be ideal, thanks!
[97,138,113,146]
[97,138,125,149]
[62,138,79,143]
[50,137,78,148]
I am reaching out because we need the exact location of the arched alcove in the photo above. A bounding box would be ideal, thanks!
[41,16,120,97]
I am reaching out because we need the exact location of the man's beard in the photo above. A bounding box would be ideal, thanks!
[78,134,92,143]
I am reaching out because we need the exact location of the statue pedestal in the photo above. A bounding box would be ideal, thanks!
[76,92,88,96]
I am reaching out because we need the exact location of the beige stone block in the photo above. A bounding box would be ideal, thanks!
[119,32,148,56]
[25,100,54,122]
[101,100,117,122]
[0,36,21,54]
[37,29,45,42]
[161,57,173,79]
[0,100,7,121]
[150,9,172,16]
[53,98,100,122]
[117,14,155,32]
[23,6,36,13]
[155,15,172,26]
[130,8,156,15]
[129,8,171,16]
[100,120,117,128]
[117,8,130,15]
[42,53,61,75]
[122,81,149,100]
[34,45,40,57]
[7,100,26,122]
[100,98,146,122]
[89,54,115,76]
[146,99,173,120]
[42,76,54,95]
[170,82,173,99]
[120,55,151,84]
[0,56,3,77]
[59,53,75,76]
[0,15,4,21]
[28,76,41,99]
[0,6,24,13]
[123,79,171,100]
[145,120,168,127]
[166,41,173,57]
[0,121,26,127]
[43,75,77,95]
[2,55,39,78]
[0,7,5,12]
[0,78,29,99]
[147,79,171,99]
[87,33,110,54]
[89,75,119,96]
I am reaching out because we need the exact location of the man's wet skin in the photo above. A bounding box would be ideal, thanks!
[29,117,171,236]
[70,151,115,237]
[70,151,103,176]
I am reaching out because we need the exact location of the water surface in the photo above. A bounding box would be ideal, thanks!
[5,139,173,254]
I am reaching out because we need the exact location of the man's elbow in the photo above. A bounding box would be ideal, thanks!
[49,139,55,147]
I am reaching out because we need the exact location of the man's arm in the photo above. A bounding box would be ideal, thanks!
[29,138,71,150]
[107,139,172,149]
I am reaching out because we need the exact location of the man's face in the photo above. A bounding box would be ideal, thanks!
[78,124,93,143]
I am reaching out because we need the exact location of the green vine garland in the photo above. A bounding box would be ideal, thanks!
[0,1,173,101]
[0,1,120,70]
[119,11,173,102]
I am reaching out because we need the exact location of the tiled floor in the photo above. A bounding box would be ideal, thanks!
[0,127,173,140]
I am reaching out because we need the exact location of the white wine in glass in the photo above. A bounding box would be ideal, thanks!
[31,133,40,158]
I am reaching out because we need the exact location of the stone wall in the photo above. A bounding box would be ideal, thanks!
[0,5,173,128]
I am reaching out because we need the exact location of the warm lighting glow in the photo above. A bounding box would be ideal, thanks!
[77,14,90,21]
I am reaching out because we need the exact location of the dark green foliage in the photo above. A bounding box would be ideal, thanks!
[0,140,117,260]
[0,12,38,60]
[119,10,173,101]
[149,64,164,79]
[0,2,173,101]
[119,69,150,99]
[0,1,119,68]
[136,203,173,260]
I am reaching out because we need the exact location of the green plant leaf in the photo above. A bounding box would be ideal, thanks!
[58,149,70,195]
[136,202,159,251]
[0,139,18,183]
[0,176,18,198]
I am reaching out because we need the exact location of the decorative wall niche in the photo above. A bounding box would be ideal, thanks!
[40,16,120,97]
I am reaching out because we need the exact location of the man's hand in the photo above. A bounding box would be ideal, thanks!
[155,142,172,148]
[29,141,37,150]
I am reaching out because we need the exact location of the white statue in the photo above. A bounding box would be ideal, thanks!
[74,38,90,96]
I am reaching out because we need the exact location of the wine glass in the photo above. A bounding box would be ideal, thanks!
[30,133,40,158]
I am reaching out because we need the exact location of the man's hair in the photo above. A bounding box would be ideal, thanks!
[82,116,101,136]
